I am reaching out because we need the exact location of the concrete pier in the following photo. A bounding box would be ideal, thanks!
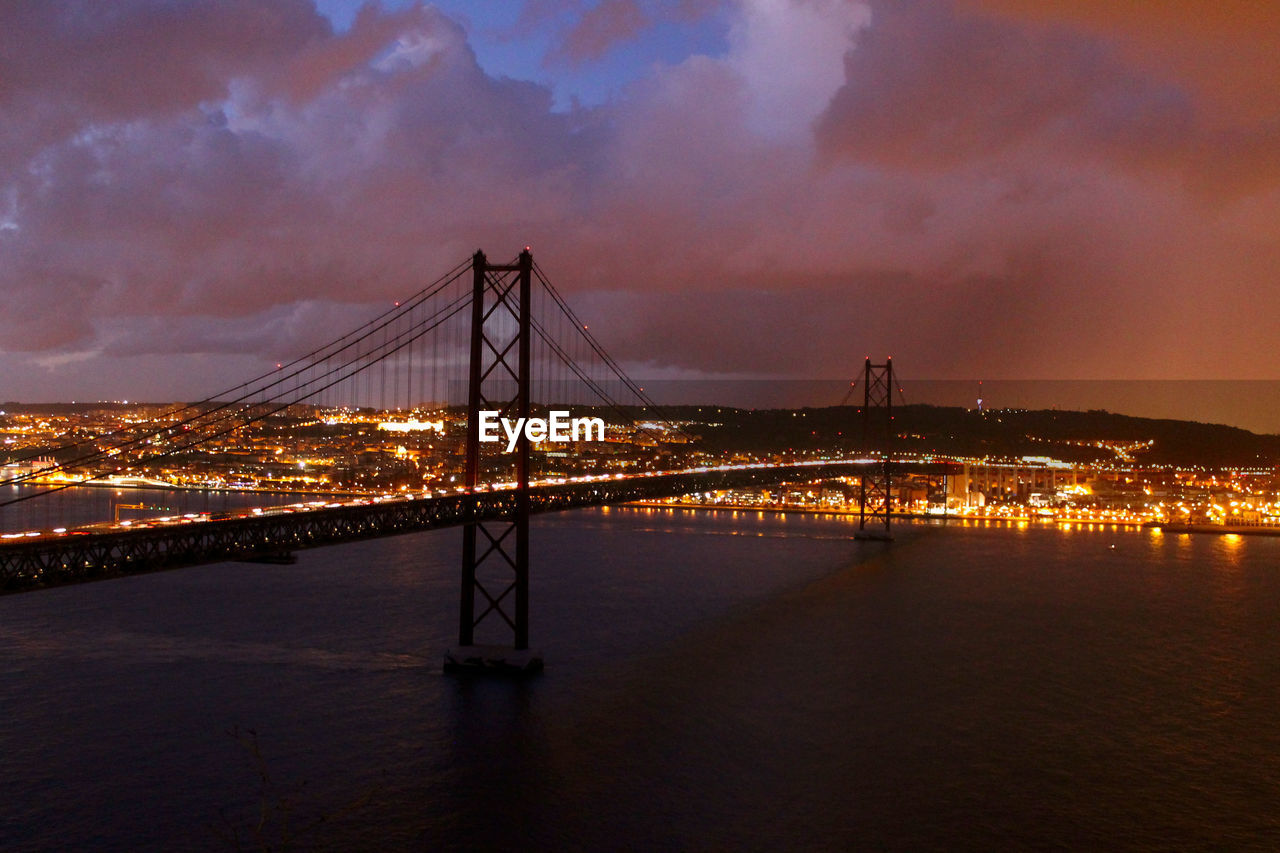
[444,645,544,675]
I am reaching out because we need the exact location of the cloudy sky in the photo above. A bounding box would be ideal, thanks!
[2,0,1278,407]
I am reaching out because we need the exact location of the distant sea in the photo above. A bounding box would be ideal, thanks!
[3,504,1280,851]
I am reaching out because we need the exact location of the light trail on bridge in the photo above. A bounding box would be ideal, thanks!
[0,460,954,593]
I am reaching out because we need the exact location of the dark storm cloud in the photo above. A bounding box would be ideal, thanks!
[2,0,1280,402]
[957,0,1280,120]
[817,0,1280,198]
[815,1,1196,172]
[1,2,606,356]
[0,0,324,163]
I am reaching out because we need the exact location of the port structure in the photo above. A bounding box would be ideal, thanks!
[856,357,894,541]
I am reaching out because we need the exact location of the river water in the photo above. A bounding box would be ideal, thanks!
[2,506,1280,851]
[0,485,315,534]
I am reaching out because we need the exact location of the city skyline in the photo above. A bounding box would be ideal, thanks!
[2,1,1278,406]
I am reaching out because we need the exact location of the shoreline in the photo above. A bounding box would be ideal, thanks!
[7,478,353,499]
[625,501,1280,536]
[1144,522,1280,537]
[11,486,1274,538]
[624,501,1146,529]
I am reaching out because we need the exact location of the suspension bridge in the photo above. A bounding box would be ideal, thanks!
[0,249,939,670]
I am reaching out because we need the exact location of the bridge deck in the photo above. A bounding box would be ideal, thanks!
[0,461,955,593]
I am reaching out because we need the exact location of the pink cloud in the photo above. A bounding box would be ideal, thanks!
[3,0,1280,404]
[553,0,649,64]
[815,2,1196,171]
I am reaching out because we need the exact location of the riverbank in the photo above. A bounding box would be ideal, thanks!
[626,500,1147,528]
[11,477,353,499]
[1145,522,1280,537]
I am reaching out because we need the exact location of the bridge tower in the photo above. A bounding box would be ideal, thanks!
[446,248,543,674]
[855,357,894,541]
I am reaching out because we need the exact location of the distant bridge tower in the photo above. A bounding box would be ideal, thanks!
[446,248,542,673]
[856,357,894,541]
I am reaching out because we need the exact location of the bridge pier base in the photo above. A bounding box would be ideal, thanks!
[444,644,544,675]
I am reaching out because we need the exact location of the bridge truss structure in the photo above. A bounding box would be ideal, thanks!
[0,463,906,591]
[856,357,895,541]
[0,249,913,668]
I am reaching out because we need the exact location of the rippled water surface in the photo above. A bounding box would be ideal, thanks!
[0,485,309,534]
[3,508,1280,851]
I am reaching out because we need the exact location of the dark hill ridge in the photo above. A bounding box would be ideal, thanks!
[665,404,1280,468]
[3,402,1277,469]
[1,402,142,413]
